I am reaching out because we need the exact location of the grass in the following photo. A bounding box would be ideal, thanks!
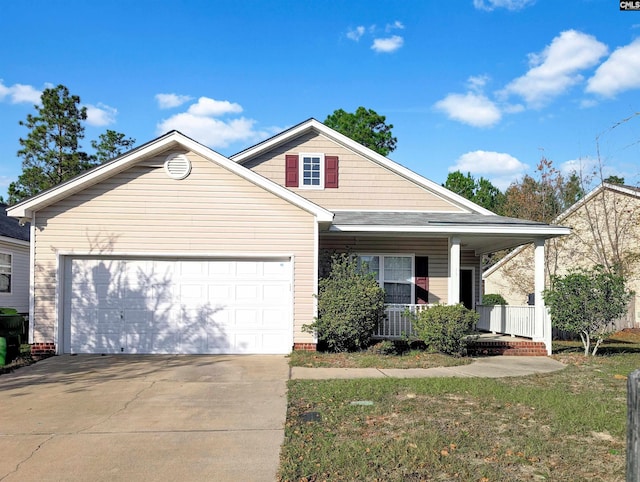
[288,348,471,369]
[280,335,640,481]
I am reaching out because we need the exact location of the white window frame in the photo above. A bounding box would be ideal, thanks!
[0,251,12,294]
[299,153,324,190]
[357,254,415,304]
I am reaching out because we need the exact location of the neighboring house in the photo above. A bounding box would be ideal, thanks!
[484,182,640,328]
[7,119,569,355]
[0,204,30,313]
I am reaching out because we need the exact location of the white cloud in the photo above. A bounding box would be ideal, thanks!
[371,35,404,53]
[156,97,273,149]
[187,97,243,116]
[467,75,490,93]
[347,26,365,41]
[473,0,536,11]
[586,38,640,97]
[434,92,502,127]
[385,20,404,32]
[155,93,193,109]
[0,80,41,104]
[501,30,608,107]
[449,150,529,190]
[157,114,261,148]
[85,103,117,126]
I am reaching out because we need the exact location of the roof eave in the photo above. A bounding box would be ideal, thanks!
[328,224,571,236]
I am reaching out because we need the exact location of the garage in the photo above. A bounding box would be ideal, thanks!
[62,257,293,354]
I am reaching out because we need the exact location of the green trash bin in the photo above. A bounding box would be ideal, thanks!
[0,337,6,366]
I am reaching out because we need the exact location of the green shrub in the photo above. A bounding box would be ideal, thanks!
[481,294,507,305]
[411,304,478,356]
[304,253,385,352]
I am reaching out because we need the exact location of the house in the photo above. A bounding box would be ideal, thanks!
[0,204,30,313]
[6,119,569,356]
[484,182,640,328]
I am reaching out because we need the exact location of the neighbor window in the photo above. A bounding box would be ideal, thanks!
[300,153,324,188]
[0,253,11,293]
[358,254,413,304]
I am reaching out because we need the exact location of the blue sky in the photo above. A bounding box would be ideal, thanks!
[2,0,640,200]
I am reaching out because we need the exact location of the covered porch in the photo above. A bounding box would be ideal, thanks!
[321,211,570,355]
[375,303,550,356]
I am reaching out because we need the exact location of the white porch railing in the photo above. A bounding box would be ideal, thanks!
[375,304,433,339]
[475,304,546,339]
[376,303,549,342]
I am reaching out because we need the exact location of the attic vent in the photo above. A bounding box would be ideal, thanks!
[164,154,191,180]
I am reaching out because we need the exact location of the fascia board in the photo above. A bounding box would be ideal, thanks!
[233,119,496,216]
[329,224,571,236]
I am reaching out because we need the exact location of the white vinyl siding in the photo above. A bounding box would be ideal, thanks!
[244,131,468,212]
[31,149,317,348]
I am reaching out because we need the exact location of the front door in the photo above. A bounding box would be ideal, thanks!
[459,268,474,310]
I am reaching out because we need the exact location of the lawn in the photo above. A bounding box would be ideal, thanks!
[279,337,640,481]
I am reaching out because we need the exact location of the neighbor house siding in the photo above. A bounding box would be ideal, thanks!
[320,236,449,304]
[31,148,318,348]
[0,240,29,313]
[243,132,467,212]
[484,187,640,326]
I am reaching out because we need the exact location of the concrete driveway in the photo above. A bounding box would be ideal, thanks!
[0,355,289,482]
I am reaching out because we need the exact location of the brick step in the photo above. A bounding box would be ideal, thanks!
[467,340,548,356]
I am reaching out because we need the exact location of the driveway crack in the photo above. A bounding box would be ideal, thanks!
[79,380,157,433]
[0,434,55,481]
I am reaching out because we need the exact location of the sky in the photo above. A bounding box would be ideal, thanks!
[2,0,640,200]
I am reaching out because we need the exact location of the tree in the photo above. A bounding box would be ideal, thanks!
[543,266,632,355]
[303,253,385,352]
[91,130,136,164]
[443,171,505,213]
[7,85,136,205]
[324,107,397,156]
[501,157,583,223]
[604,175,625,185]
[8,85,94,204]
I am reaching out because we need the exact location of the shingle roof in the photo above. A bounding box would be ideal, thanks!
[332,211,549,227]
[0,205,30,242]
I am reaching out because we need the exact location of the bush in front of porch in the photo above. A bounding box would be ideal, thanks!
[304,253,385,352]
[411,303,479,356]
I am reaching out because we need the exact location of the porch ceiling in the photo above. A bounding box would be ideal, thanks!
[324,211,570,255]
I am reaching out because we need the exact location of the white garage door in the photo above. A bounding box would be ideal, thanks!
[63,258,293,354]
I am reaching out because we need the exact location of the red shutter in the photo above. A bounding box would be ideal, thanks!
[325,155,339,188]
[285,154,299,187]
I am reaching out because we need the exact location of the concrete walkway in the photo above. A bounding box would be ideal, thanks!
[290,356,566,379]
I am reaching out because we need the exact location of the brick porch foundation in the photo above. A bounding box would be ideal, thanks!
[467,339,547,356]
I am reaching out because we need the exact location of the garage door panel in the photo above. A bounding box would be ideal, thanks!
[65,258,292,354]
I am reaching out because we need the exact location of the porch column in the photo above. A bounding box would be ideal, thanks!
[448,236,461,305]
[534,238,551,355]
